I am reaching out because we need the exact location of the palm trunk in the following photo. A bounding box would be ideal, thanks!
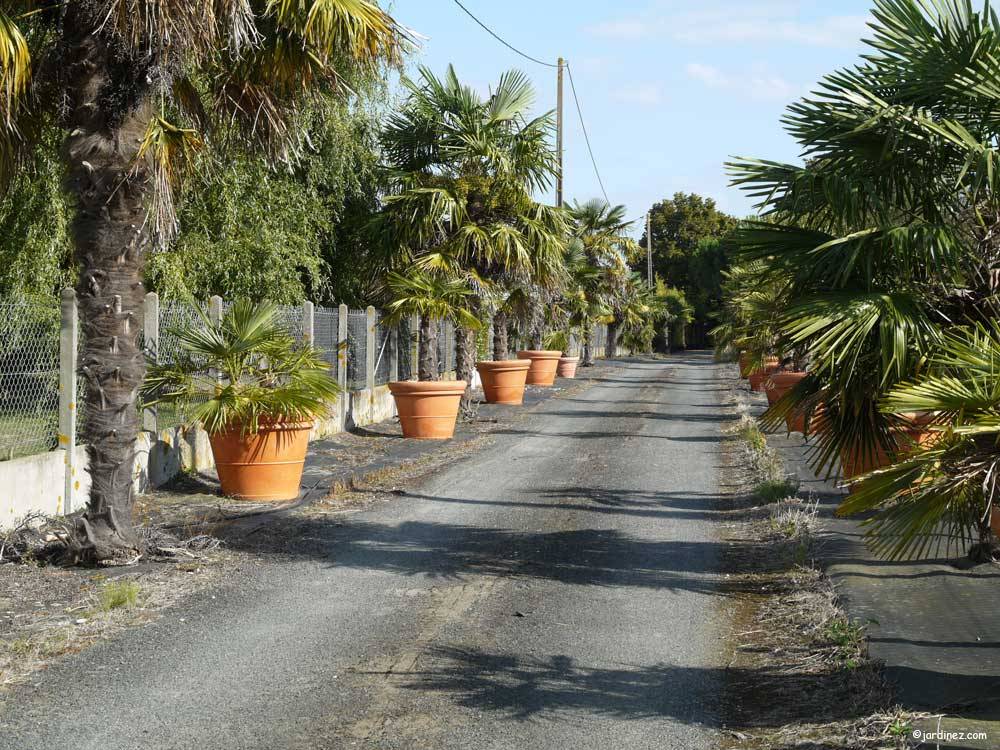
[64,11,151,562]
[492,311,509,361]
[418,315,439,381]
[606,320,619,359]
[455,300,479,410]
[582,324,594,367]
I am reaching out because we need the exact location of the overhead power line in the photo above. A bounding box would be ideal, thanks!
[448,0,612,206]
[566,64,610,206]
[449,0,559,68]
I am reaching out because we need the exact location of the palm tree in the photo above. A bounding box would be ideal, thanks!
[725,0,1000,557]
[377,65,567,403]
[382,270,480,381]
[566,199,638,363]
[842,322,1000,561]
[0,2,404,560]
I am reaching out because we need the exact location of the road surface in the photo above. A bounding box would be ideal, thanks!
[1,354,733,750]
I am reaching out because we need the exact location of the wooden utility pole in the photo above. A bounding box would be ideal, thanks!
[646,211,653,288]
[556,57,564,207]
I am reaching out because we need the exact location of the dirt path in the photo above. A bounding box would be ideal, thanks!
[0,355,735,750]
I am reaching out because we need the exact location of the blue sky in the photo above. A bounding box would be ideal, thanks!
[389,0,876,230]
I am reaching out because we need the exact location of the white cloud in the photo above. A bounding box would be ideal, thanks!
[614,84,664,106]
[684,63,729,89]
[586,3,869,48]
[684,62,798,102]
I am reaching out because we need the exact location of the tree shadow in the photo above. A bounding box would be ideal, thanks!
[215,516,793,598]
[389,645,888,727]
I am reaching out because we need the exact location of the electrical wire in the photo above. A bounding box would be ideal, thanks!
[449,0,559,68]
[448,0,613,206]
[566,64,610,205]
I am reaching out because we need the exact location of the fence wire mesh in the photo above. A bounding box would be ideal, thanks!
[154,301,211,429]
[397,319,414,381]
[274,304,304,342]
[0,300,60,459]
[374,315,392,386]
[346,310,367,390]
[314,306,340,372]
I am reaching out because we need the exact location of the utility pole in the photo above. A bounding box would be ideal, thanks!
[646,211,653,289]
[556,57,564,208]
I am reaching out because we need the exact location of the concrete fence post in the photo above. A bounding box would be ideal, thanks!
[58,288,78,515]
[143,292,158,433]
[337,304,348,426]
[208,295,223,325]
[302,300,314,345]
[409,314,420,380]
[365,306,376,392]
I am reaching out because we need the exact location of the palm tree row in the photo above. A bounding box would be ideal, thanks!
[375,66,668,386]
[718,0,1000,561]
[0,2,667,559]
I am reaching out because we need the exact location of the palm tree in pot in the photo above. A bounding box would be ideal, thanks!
[377,65,566,405]
[142,301,340,501]
[383,269,479,439]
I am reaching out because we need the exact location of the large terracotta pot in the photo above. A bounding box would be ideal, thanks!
[476,360,530,405]
[389,380,467,439]
[517,350,562,386]
[747,357,780,392]
[840,413,941,484]
[765,370,807,406]
[209,420,312,501]
[557,356,580,379]
[764,370,810,432]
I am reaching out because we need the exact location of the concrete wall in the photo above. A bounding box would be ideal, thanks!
[0,446,91,529]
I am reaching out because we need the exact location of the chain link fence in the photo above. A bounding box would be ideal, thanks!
[398,319,414,381]
[346,309,368,390]
[0,300,60,459]
[0,288,616,462]
[314,305,340,372]
[374,314,393,386]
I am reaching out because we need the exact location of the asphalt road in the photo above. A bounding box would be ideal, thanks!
[1,354,733,750]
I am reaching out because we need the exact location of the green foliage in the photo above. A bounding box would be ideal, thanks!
[377,64,567,320]
[723,0,1000,560]
[383,270,481,328]
[639,192,736,326]
[142,301,340,435]
[146,95,385,305]
[754,478,800,504]
[0,124,72,300]
[97,581,142,612]
[842,322,1000,561]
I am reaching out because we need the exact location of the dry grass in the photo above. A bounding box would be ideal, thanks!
[719,370,920,750]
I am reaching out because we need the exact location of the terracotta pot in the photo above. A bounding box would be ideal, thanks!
[840,413,941,484]
[747,357,780,392]
[389,380,467,439]
[765,370,807,406]
[761,370,810,432]
[476,360,530,405]
[517,350,562,386]
[209,420,312,501]
[557,356,580,379]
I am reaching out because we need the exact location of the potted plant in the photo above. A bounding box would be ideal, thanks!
[142,301,340,501]
[543,330,579,379]
[383,271,477,439]
[747,356,780,392]
[475,287,532,405]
